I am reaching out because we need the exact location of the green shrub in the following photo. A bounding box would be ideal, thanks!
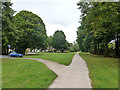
[25,49,29,53]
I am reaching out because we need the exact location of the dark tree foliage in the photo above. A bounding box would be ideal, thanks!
[2,1,48,55]
[14,10,47,54]
[2,2,16,54]
[77,2,120,57]
[52,30,68,52]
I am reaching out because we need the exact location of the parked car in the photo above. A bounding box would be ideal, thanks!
[9,51,23,57]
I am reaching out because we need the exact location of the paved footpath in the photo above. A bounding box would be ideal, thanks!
[25,52,92,88]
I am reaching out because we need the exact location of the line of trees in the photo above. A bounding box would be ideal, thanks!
[2,1,79,54]
[2,2,47,54]
[76,2,120,57]
[48,30,80,52]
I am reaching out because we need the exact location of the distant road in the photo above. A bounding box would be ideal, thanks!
[25,53,36,55]
[0,55,10,58]
[0,52,37,58]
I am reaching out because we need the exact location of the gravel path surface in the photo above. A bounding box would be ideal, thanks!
[25,52,92,88]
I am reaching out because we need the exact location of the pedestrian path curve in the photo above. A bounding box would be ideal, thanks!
[25,52,92,88]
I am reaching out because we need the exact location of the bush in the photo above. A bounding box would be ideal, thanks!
[108,49,115,57]
[25,49,29,53]
[98,49,104,55]
[70,48,74,52]
[49,50,54,53]
[66,50,70,53]
[54,50,56,52]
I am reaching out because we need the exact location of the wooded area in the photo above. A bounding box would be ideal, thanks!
[2,2,79,54]
[2,1,119,56]
[2,2,47,54]
[77,2,120,57]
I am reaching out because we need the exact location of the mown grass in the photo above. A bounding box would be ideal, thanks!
[24,52,76,66]
[2,58,57,88]
[79,52,118,88]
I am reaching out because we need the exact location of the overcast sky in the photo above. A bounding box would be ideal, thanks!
[11,0,81,43]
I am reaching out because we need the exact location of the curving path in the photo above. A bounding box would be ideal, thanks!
[25,52,92,88]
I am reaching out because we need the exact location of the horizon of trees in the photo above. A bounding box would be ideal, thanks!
[3,1,119,56]
[77,2,120,57]
[2,1,79,54]
[47,31,80,52]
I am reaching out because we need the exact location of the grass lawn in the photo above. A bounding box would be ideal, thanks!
[2,58,57,88]
[79,52,118,88]
[24,52,76,66]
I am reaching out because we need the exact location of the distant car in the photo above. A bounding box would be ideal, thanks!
[9,51,23,57]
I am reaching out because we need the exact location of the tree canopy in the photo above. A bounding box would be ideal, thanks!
[2,2,16,54]
[77,2,120,57]
[2,2,48,54]
[14,10,47,54]
[52,30,68,51]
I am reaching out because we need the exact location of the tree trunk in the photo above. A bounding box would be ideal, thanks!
[15,47,26,55]
[97,43,99,54]
[22,49,26,55]
[104,43,109,57]
[2,47,8,55]
[94,44,97,54]
[6,47,8,55]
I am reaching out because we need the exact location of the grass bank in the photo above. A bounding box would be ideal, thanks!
[24,52,76,66]
[2,58,57,88]
[79,52,118,88]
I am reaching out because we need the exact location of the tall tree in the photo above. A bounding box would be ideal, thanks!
[2,2,16,54]
[77,2,120,57]
[52,30,68,52]
[13,10,47,54]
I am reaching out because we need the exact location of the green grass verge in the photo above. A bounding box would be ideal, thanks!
[2,58,57,88]
[24,52,76,66]
[79,52,118,88]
